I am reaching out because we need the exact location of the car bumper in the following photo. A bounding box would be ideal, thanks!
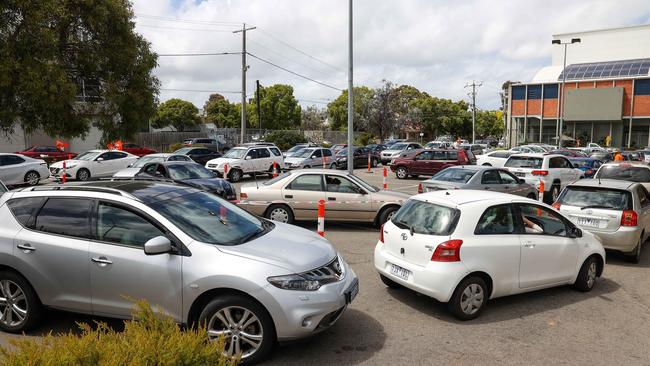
[374,241,467,303]
[584,226,642,252]
[260,261,358,341]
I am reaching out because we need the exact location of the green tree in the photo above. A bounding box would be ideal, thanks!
[0,0,159,144]
[326,86,374,131]
[248,84,301,130]
[150,99,201,132]
[204,93,240,128]
[476,110,504,138]
[264,130,306,150]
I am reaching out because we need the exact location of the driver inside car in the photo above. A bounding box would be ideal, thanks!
[522,215,543,234]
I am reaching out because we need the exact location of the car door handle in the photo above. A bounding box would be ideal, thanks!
[284,195,293,199]
[328,197,336,201]
[91,257,113,266]
[17,243,35,253]
[523,241,536,248]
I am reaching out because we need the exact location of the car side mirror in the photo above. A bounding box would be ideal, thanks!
[311,155,317,159]
[97,157,104,162]
[570,227,582,238]
[518,178,525,184]
[245,156,252,160]
[144,236,172,255]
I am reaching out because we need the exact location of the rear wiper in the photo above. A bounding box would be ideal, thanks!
[581,205,616,210]
[393,220,415,236]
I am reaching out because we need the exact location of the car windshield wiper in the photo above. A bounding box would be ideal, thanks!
[393,220,415,235]
[580,204,617,210]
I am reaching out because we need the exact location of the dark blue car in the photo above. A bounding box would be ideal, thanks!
[568,157,603,178]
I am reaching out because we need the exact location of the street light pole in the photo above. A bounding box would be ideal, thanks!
[347,0,354,174]
[552,38,580,148]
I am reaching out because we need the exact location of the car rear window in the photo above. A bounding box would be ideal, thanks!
[558,186,632,210]
[7,197,46,226]
[391,199,459,236]
[504,156,543,169]
[431,168,476,183]
[596,165,650,182]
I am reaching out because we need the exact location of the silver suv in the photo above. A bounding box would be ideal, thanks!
[0,181,358,363]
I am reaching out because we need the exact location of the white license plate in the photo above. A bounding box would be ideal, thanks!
[390,263,411,280]
[514,172,526,177]
[577,217,600,228]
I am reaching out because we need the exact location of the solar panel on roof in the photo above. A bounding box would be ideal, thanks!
[558,58,650,81]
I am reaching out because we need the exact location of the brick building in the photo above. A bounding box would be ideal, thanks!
[505,24,650,148]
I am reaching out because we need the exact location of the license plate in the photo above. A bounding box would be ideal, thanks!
[514,172,525,177]
[390,263,411,280]
[577,217,600,228]
[344,278,359,304]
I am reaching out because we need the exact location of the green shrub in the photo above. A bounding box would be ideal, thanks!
[168,142,184,153]
[354,132,375,146]
[264,130,306,150]
[0,301,238,366]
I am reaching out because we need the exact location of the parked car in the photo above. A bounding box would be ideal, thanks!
[504,153,583,203]
[621,151,644,162]
[424,141,452,149]
[509,146,535,154]
[330,144,348,155]
[183,138,222,151]
[283,143,318,158]
[283,147,333,170]
[49,150,138,181]
[374,190,605,320]
[418,166,538,199]
[390,149,471,179]
[635,149,650,163]
[553,179,649,263]
[459,143,484,156]
[0,153,50,186]
[476,150,517,167]
[380,142,424,165]
[567,158,603,178]
[15,146,77,163]
[113,153,193,178]
[550,149,587,157]
[0,181,358,363]
[134,161,237,201]
[365,144,387,154]
[329,147,379,170]
[206,145,283,182]
[238,169,410,225]
[121,143,156,157]
[174,147,222,166]
[593,162,650,191]
[589,149,612,162]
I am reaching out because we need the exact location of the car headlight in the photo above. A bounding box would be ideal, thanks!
[64,164,77,169]
[267,274,322,291]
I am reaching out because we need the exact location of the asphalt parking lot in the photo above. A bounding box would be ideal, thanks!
[2,167,650,365]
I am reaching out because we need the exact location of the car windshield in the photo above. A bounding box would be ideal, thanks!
[347,174,379,192]
[297,149,316,158]
[132,156,165,168]
[431,168,477,183]
[168,164,214,180]
[505,156,543,169]
[263,172,291,185]
[596,165,650,182]
[150,191,271,246]
[222,148,247,159]
[391,143,408,150]
[287,145,305,152]
[391,199,459,235]
[74,151,102,161]
[558,187,632,210]
[173,147,193,155]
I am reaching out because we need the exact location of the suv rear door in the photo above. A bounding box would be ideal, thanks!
[411,150,435,175]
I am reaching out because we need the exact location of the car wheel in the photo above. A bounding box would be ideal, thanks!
[265,204,294,224]
[378,205,399,226]
[228,169,243,183]
[624,236,643,264]
[574,256,599,291]
[448,276,488,320]
[24,171,40,186]
[199,294,275,364]
[0,271,42,333]
[379,274,402,289]
[550,184,560,203]
[76,168,91,181]
[395,167,408,179]
[371,158,378,167]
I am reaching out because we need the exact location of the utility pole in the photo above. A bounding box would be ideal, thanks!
[465,80,482,144]
[234,23,256,144]
[347,0,354,174]
[256,80,262,132]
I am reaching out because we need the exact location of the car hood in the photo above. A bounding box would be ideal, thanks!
[284,157,307,164]
[50,159,82,168]
[382,149,403,155]
[218,222,336,273]
[207,157,240,165]
[113,168,140,177]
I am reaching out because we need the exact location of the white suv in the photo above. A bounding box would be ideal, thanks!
[504,153,583,203]
[206,145,283,182]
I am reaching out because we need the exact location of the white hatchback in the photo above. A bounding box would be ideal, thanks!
[374,190,605,320]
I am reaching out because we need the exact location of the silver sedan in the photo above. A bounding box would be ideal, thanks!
[419,165,539,199]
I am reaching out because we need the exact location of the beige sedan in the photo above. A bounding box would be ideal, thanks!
[238,169,410,225]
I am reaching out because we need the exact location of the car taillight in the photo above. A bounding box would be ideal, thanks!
[551,202,560,210]
[380,224,385,243]
[531,170,549,176]
[621,210,638,226]
[431,240,463,262]
[417,183,423,194]
[240,192,248,200]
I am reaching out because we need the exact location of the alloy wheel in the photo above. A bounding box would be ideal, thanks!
[586,261,597,289]
[230,170,241,182]
[207,306,264,359]
[269,207,289,223]
[387,210,396,221]
[78,170,90,181]
[552,186,560,201]
[25,172,39,186]
[396,167,407,179]
[460,283,484,315]
[0,280,28,327]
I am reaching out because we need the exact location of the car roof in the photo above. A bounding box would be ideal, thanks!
[68,180,201,204]
[156,161,198,166]
[567,178,636,190]
[439,165,498,171]
[414,189,524,207]
[601,161,649,168]
[509,153,546,158]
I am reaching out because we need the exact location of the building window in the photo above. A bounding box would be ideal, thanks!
[634,79,650,96]
[543,84,558,99]
[512,86,525,100]
[527,85,542,99]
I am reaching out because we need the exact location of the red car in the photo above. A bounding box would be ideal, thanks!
[121,143,156,157]
[16,146,77,162]
[390,148,472,179]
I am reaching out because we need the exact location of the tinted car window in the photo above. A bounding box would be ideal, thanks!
[446,151,458,160]
[636,186,650,207]
[269,147,281,156]
[96,202,165,248]
[258,148,271,158]
[168,155,191,162]
[433,151,446,160]
[323,149,332,157]
[596,165,650,182]
[415,151,434,160]
[7,197,45,226]
[1,155,25,166]
[33,198,92,238]
[246,149,258,159]
[431,168,476,183]
[475,204,515,235]
[111,152,127,159]
[481,170,501,184]
[558,186,632,210]
[392,199,459,235]
[549,157,567,168]
[505,156,543,169]
[287,174,323,191]
[498,170,519,184]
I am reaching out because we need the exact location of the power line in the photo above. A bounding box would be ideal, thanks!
[157,52,240,57]
[256,27,343,73]
[247,52,343,91]
[248,39,333,77]
[137,24,236,32]
[135,14,241,26]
